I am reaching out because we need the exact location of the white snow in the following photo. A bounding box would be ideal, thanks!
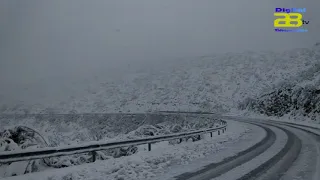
[2,120,251,180]
[0,161,29,177]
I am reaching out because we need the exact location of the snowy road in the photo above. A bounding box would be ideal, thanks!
[172,117,320,180]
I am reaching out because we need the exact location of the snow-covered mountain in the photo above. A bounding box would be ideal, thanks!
[0,43,319,116]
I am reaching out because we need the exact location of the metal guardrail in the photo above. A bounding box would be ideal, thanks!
[0,119,227,164]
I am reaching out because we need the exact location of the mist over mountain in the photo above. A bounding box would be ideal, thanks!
[1,44,319,117]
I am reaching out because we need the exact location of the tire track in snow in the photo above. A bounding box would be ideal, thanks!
[175,123,276,180]
[237,123,301,180]
[269,122,320,180]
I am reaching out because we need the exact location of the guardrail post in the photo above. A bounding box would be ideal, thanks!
[148,143,151,151]
[92,151,96,162]
[218,130,220,135]
[179,138,183,143]
[210,132,213,137]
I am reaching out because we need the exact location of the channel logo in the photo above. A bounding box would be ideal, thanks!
[274,7,309,32]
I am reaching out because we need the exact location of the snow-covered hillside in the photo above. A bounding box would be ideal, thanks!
[240,62,320,121]
[1,44,319,114]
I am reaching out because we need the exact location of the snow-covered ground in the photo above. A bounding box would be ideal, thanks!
[0,113,223,178]
[3,120,254,180]
[154,121,265,180]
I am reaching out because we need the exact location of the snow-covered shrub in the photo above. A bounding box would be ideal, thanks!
[241,63,320,121]
[0,126,50,177]
[0,126,48,150]
[0,126,137,178]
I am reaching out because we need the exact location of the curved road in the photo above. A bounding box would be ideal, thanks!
[173,117,320,180]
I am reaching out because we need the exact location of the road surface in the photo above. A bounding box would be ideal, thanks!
[172,116,320,180]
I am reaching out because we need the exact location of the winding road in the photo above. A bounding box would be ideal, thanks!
[172,116,320,180]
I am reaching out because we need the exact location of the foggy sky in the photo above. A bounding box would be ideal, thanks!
[0,0,319,87]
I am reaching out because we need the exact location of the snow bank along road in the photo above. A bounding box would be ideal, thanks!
[175,115,320,180]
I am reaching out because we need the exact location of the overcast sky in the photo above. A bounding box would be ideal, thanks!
[0,0,319,86]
